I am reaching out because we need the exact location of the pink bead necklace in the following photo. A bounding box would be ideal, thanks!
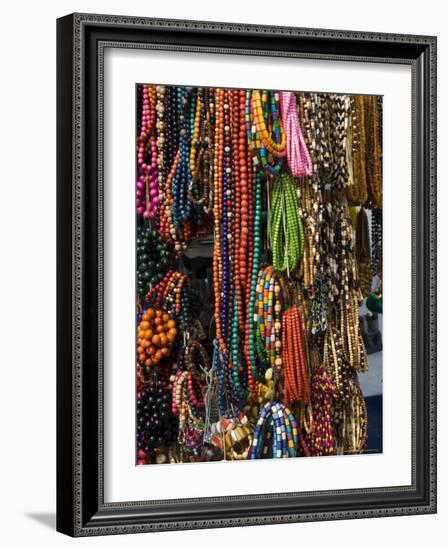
[279,91,313,177]
[137,85,159,219]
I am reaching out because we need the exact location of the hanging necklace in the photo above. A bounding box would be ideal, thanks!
[282,305,310,405]
[347,95,368,205]
[255,266,284,377]
[355,207,372,297]
[371,207,382,278]
[248,90,286,176]
[172,86,193,226]
[136,84,159,219]
[250,401,298,459]
[270,173,304,275]
[279,91,313,177]
[309,366,339,456]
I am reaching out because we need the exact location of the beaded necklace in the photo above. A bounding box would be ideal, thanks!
[333,365,368,455]
[136,225,171,299]
[146,270,191,331]
[248,90,286,176]
[309,366,338,456]
[212,88,226,356]
[323,323,344,392]
[137,307,177,373]
[347,96,368,205]
[270,173,304,275]
[355,207,372,297]
[255,267,284,375]
[279,91,313,177]
[171,338,214,456]
[189,88,214,214]
[172,86,193,226]
[230,89,249,401]
[371,208,382,278]
[282,305,310,405]
[155,85,166,220]
[246,172,264,391]
[328,94,351,190]
[250,401,298,459]
[298,92,333,183]
[136,84,159,219]
[299,177,323,291]
[366,95,383,208]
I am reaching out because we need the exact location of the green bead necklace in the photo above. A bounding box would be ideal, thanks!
[270,173,304,275]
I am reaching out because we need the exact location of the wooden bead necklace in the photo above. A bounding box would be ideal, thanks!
[347,96,369,205]
[333,368,368,454]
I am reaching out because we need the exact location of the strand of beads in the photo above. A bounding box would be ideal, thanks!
[220,90,233,362]
[154,85,166,220]
[171,87,193,226]
[309,366,339,456]
[347,95,369,205]
[137,377,177,464]
[356,207,372,297]
[212,88,226,356]
[371,207,383,278]
[210,89,241,413]
[171,339,212,455]
[189,88,214,215]
[279,91,313,177]
[246,172,264,390]
[255,267,284,374]
[282,305,310,405]
[249,90,286,176]
[145,270,190,333]
[299,177,323,291]
[244,90,263,394]
[366,95,383,208]
[328,94,351,189]
[250,401,298,459]
[137,308,177,374]
[270,173,305,274]
[136,226,171,299]
[136,85,159,219]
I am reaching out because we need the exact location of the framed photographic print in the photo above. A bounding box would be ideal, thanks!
[56,13,437,536]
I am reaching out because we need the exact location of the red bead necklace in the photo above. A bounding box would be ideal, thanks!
[282,305,310,405]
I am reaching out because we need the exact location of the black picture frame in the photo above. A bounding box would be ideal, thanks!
[56,13,437,536]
